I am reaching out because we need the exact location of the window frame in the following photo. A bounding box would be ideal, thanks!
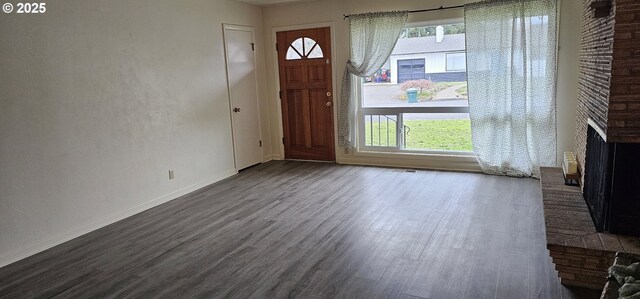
[356,21,473,156]
[445,52,467,72]
[357,105,473,155]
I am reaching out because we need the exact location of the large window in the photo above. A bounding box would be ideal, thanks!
[359,22,471,154]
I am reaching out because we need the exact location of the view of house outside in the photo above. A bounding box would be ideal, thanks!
[361,23,472,153]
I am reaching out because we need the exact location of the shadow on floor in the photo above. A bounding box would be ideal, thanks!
[561,285,602,299]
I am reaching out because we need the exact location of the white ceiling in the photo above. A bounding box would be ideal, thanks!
[230,0,315,6]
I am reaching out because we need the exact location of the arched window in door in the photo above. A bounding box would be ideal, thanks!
[286,37,324,60]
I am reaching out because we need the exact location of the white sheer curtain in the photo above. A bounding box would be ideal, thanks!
[338,11,408,148]
[465,0,558,178]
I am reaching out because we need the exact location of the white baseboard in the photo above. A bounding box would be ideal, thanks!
[0,169,237,268]
[264,154,283,161]
[262,154,278,162]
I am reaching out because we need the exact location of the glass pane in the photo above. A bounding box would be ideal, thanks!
[362,22,467,108]
[286,47,302,60]
[303,37,317,56]
[402,113,472,152]
[308,45,324,58]
[364,115,397,147]
[363,81,468,107]
[291,38,303,53]
[447,53,466,71]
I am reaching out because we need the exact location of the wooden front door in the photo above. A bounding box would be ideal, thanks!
[276,27,335,161]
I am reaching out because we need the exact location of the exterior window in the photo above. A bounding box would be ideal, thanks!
[446,52,466,71]
[359,22,471,154]
[286,37,324,60]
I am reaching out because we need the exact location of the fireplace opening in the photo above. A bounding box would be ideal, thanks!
[583,123,640,237]
[583,125,613,231]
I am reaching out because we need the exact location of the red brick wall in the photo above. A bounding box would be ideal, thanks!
[575,0,616,180]
[607,0,640,143]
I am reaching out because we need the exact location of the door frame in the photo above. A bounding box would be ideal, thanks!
[223,23,264,171]
[271,22,337,161]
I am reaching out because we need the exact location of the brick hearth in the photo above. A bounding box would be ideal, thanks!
[540,167,640,289]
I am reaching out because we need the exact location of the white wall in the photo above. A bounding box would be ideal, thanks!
[555,0,582,165]
[0,0,269,267]
[425,53,448,73]
[263,0,582,168]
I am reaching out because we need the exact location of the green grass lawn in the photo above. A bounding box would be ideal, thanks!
[364,116,398,147]
[456,85,468,97]
[404,119,472,151]
[365,119,472,151]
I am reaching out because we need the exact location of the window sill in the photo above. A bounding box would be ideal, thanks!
[338,149,481,173]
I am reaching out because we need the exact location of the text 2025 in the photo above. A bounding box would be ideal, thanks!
[16,3,46,13]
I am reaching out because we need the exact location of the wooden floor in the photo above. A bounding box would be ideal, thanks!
[0,161,601,298]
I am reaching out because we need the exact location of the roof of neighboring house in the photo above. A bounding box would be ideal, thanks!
[391,34,465,55]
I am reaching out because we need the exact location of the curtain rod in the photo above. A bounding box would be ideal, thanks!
[343,5,465,19]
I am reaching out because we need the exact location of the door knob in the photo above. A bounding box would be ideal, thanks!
[326,102,332,107]
[233,107,241,113]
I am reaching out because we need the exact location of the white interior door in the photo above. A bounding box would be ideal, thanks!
[223,25,262,170]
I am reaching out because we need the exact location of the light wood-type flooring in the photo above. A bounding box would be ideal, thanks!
[0,161,601,298]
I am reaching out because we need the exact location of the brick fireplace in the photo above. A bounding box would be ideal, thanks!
[575,0,640,179]
[576,0,640,235]
[540,0,640,290]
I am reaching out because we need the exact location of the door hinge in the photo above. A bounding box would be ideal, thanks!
[250,43,255,51]
[259,140,262,147]
[275,43,278,51]
[279,90,283,99]
[282,137,285,144]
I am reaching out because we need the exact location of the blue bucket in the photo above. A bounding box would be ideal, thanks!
[406,88,419,103]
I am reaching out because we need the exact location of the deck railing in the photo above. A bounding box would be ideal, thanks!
[365,114,410,148]
[360,106,470,152]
